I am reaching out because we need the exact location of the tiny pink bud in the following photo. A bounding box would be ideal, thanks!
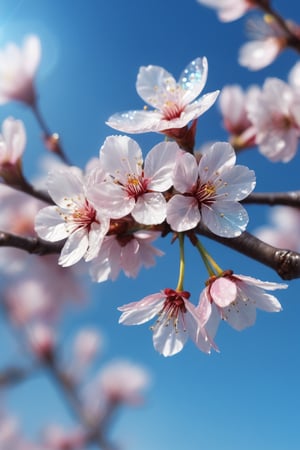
[27,323,55,361]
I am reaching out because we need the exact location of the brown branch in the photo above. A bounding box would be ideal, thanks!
[196,224,300,280]
[31,102,72,166]
[243,191,300,207]
[2,224,300,280]
[8,180,53,204]
[0,231,63,255]
[0,366,34,387]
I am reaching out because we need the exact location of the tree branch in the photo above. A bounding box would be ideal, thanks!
[0,231,63,255]
[2,225,300,280]
[196,224,300,280]
[45,354,116,450]
[257,0,300,53]
[243,191,300,207]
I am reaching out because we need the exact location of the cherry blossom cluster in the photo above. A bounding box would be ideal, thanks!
[1,2,300,448]
[197,0,300,70]
[219,61,300,162]
[0,33,289,359]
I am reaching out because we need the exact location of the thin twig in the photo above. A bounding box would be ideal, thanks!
[257,1,300,53]
[0,231,63,255]
[46,355,117,450]
[243,191,300,207]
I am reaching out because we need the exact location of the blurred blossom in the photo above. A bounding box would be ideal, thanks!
[219,84,259,148]
[107,57,219,135]
[3,254,85,325]
[73,328,102,366]
[246,77,300,162]
[97,360,150,404]
[255,206,300,251]
[0,117,26,168]
[288,60,300,91]
[238,16,293,70]
[0,185,42,273]
[0,413,20,447]
[0,35,41,106]
[197,0,255,22]
[26,322,55,360]
[42,424,86,450]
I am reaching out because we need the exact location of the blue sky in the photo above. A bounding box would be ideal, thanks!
[1,1,300,449]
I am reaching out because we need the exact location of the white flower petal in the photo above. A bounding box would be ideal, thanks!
[201,201,248,237]
[106,109,163,134]
[136,65,177,109]
[235,282,283,312]
[35,206,68,241]
[173,152,198,193]
[199,141,236,182]
[167,194,200,232]
[59,228,89,267]
[47,168,84,208]
[178,57,208,105]
[100,135,143,182]
[152,320,188,357]
[234,274,288,291]
[118,294,165,325]
[88,182,134,218]
[133,193,167,225]
[223,299,257,331]
[183,90,219,120]
[144,141,179,191]
[218,165,256,201]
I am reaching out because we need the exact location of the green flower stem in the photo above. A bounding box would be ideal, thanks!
[195,239,223,277]
[176,233,185,291]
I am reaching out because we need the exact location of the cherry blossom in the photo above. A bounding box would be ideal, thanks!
[97,360,150,404]
[72,328,102,366]
[26,322,55,360]
[288,60,300,91]
[239,37,284,71]
[106,57,219,134]
[118,288,214,357]
[4,254,84,325]
[197,0,255,22]
[88,135,180,225]
[246,77,300,162]
[0,35,41,105]
[90,229,164,282]
[218,84,259,148]
[0,413,21,449]
[255,206,300,252]
[166,141,256,237]
[238,16,290,70]
[42,425,86,450]
[198,271,286,333]
[0,117,26,168]
[35,166,110,267]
